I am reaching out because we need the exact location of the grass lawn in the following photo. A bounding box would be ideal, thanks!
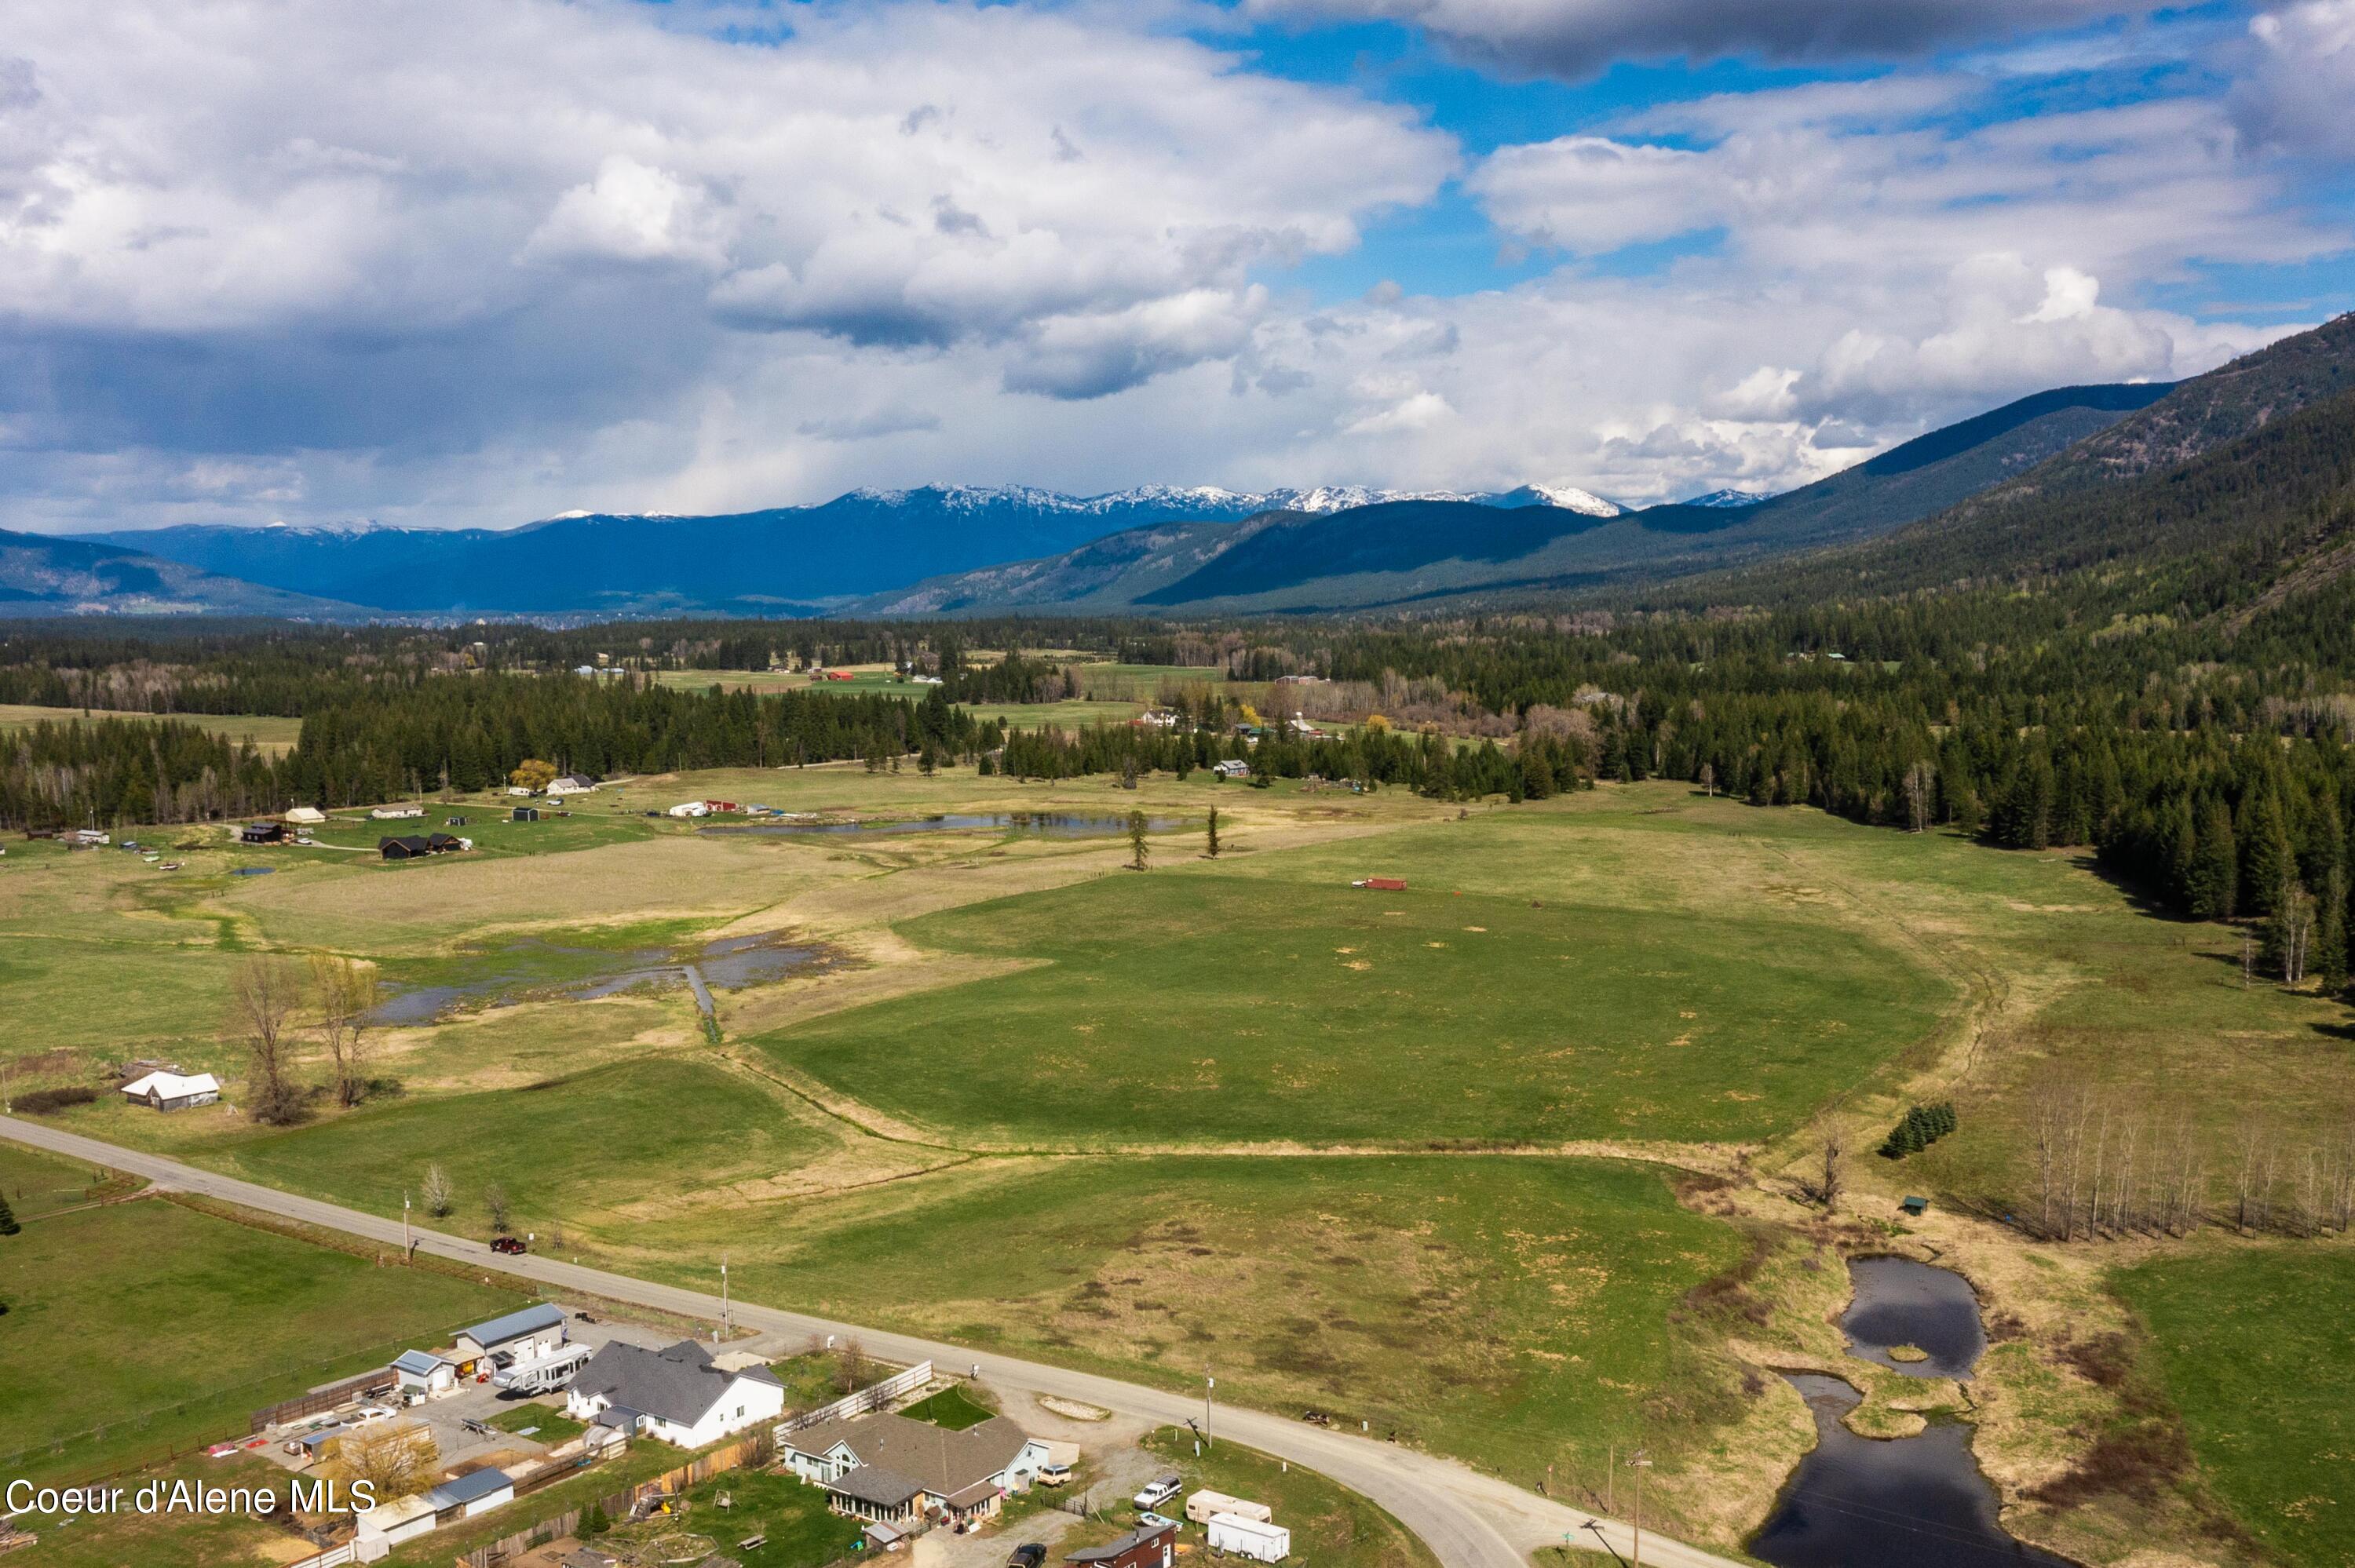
[900,1384,995,1430]
[768,1351,849,1411]
[0,1198,520,1485]
[2111,1243,2355,1566]
[13,1453,300,1568]
[488,1401,588,1442]
[0,1140,119,1220]
[1137,1428,1438,1568]
[756,819,1948,1148]
[659,1153,1740,1486]
[597,1465,867,1568]
[201,1057,833,1240]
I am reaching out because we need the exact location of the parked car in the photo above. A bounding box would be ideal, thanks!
[490,1235,527,1255]
[1008,1545,1047,1568]
[349,1404,396,1425]
[1137,1513,1179,1533]
[1134,1475,1182,1511]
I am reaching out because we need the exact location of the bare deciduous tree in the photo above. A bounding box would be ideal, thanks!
[834,1334,872,1394]
[483,1182,511,1235]
[421,1163,454,1217]
[329,1423,438,1501]
[1697,762,1715,798]
[1902,760,1937,834]
[230,955,305,1125]
[310,955,381,1109]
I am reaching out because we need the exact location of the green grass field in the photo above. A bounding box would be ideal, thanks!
[2112,1245,2355,1567]
[0,1140,117,1220]
[203,1058,831,1238]
[0,1198,519,1484]
[1137,1428,1438,1568]
[0,705,305,756]
[655,1153,1740,1483]
[756,827,1948,1148]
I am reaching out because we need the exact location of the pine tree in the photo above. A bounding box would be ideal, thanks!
[584,1500,608,1537]
[1205,807,1221,859]
[0,1191,17,1236]
[2188,800,2238,919]
[2239,789,2293,917]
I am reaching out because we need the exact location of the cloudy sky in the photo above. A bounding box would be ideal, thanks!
[2,0,2350,531]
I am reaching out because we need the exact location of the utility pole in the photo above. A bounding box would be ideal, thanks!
[1627,1449,1652,1568]
[403,1191,411,1257]
[1204,1369,1215,1448]
[721,1253,731,1332]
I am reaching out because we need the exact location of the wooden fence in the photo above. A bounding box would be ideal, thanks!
[251,1368,396,1433]
[776,1360,933,1437]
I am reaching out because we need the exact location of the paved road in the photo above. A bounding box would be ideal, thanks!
[1,1118,1749,1568]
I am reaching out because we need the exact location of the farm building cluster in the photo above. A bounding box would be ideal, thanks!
[215,1300,1298,1568]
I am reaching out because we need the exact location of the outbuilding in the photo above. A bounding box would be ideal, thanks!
[425,1467,513,1520]
[379,836,433,861]
[355,1493,439,1552]
[285,806,327,826]
[451,1303,568,1373]
[666,801,709,819]
[1210,760,1250,780]
[239,821,285,844]
[1065,1522,1175,1568]
[119,1070,221,1111]
[512,806,540,822]
[392,1349,459,1398]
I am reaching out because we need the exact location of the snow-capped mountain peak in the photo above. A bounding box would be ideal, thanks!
[1681,487,1773,509]
[1519,484,1621,516]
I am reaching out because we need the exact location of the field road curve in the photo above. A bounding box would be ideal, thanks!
[1,1118,1750,1568]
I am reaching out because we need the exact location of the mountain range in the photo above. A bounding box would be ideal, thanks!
[46,483,1619,618]
[5,310,2349,620]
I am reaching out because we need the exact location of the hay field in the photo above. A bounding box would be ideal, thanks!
[0,703,305,755]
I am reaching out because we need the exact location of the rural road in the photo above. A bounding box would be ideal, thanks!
[2,1118,1751,1568]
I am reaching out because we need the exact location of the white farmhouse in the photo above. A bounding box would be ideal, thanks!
[565,1340,784,1448]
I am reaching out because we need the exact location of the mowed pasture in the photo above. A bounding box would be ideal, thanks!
[203,1058,833,1237]
[646,1153,1742,1483]
[755,809,1950,1149]
[0,1198,519,1483]
[0,703,305,756]
[2112,1245,2355,1568]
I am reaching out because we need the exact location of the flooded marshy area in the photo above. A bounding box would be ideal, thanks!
[365,930,830,1025]
[1753,1258,2069,1567]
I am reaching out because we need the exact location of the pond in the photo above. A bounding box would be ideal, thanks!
[1751,1374,2073,1568]
[1842,1255,1988,1380]
[700,811,1185,839]
[365,932,828,1025]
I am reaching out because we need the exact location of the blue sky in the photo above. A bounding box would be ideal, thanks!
[0,0,2347,531]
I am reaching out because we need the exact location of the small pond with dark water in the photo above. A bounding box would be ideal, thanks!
[1751,1374,2075,1568]
[700,811,1185,839]
[1842,1255,1988,1380]
[1752,1258,2070,1568]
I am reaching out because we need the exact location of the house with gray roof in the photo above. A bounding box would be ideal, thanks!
[564,1340,785,1449]
[779,1409,1051,1527]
